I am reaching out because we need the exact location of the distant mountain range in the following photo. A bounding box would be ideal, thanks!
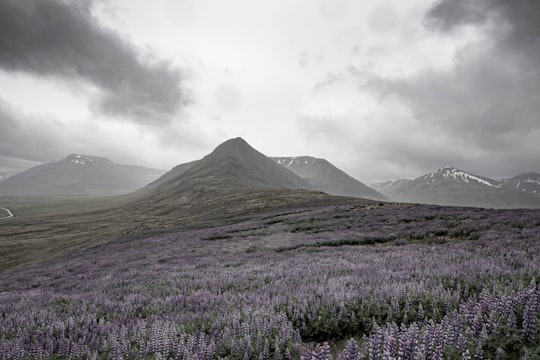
[2,139,539,209]
[0,154,164,196]
[372,167,540,208]
[0,140,382,201]
[272,156,386,201]
[140,139,384,201]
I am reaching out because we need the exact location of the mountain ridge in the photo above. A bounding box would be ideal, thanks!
[272,156,386,201]
[147,138,312,195]
[0,154,164,196]
[502,173,540,196]
[372,166,540,208]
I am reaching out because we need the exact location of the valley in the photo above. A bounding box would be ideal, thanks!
[2,0,540,358]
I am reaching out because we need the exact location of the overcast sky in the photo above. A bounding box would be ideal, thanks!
[1,0,539,182]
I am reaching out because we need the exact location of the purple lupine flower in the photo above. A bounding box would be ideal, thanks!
[337,339,359,360]
[523,295,538,342]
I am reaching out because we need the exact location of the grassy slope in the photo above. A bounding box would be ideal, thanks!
[0,190,367,273]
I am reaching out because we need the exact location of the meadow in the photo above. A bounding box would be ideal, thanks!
[1,202,539,359]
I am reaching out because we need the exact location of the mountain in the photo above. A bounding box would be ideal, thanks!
[145,138,311,195]
[143,160,200,191]
[130,138,347,219]
[0,171,18,182]
[0,154,164,196]
[502,173,540,196]
[371,178,413,194]
[272,156,386,201]
[376,166,540,209]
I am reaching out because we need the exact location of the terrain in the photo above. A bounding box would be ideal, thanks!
[502,173,540,195]
[0,154,164,196]
[372,167,540,209]
[1,200,539,359]
[0,171,18,182]
[0,138,361,273]
[272,156,386,201]
[1,138,539,359]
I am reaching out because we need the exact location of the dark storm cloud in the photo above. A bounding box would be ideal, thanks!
[421,0,540,140]
[423,0,490,31]
[346,0,540,178]
[0,0,190,122]
[426,0,540,63]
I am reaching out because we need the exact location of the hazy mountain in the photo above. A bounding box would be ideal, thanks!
[376,166,540,208]
[272,156,386,201]
[143,160,200,191]
[0,154,164,196]
[502,173,540,196]
[370,178,413,194]
[0,171,18,182]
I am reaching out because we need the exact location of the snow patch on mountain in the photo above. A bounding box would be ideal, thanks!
[275,157,321,167]
[66,154,95,165]
[424,167,499,187]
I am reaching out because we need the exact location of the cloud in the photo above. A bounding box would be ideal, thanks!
[418,0,540,143]
[335,0,540,179]
[0,0,190,122]
[0,96,134,168]
[425,0,540,69]
[0,96,219,172]
[0,98,68,163]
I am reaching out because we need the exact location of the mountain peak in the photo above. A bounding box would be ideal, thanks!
[64,154,114,166]
[151,137,311,193]
[213,137,249,150]
[272,156,386,201]
[0,154,162,196]
[434,166,457,173]
[423,167,499,188]
[64,154,95,165]
[202,137,259,160]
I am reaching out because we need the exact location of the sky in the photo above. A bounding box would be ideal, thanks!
[0,0,539,183]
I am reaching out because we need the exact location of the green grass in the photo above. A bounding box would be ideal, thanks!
[0,189,365,273]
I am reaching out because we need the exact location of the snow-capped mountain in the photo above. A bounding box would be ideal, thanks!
[418,167,502,188]
[272,156,386,201]
[377,166,540,208]
[0,154,164,196]
[502,173,540,196]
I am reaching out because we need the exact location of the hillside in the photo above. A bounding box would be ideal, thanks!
[371,178,413,194]
[272,156,386,201]
[374,167,540,208]
[502,173,540,196]
[144,138,312,195]
[0,154,164,196]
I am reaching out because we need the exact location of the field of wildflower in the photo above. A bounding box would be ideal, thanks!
[1,203,539,359]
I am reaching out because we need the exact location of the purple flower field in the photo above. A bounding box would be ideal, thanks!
[1,203,539,359]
